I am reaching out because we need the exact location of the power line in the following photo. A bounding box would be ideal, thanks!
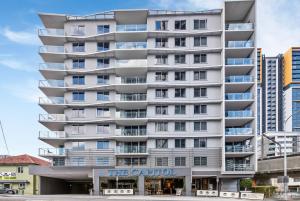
[0,120,10,155]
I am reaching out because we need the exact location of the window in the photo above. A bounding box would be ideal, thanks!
[175,72,186,81]
[194,54,207,63]
[155,122,168,132]
[175,105,186,114]
[175,20,186,30]
[175,88,186,98]
[156,139,168,149]
[175,122,186,131]
[156,157,168,166]
[71,125,84,135]
[71,157,85,166]
[96,108,109,117]
[72,42,85,52]
[97,125,110,134]
[194,71,207,80]
[72,108,85,118]
[194,88,207,97]
[155,38,168,48]
[175,139,185,148]
[19,183,25,189]
[175,157,186,166]
[155,20,168,31]
[194,36,207,46]
[155,55,168,65]
[72,91,85,101]
[97,58,110,68]
[155,72,168,81]
[194,121,207,131]
[17,166,23,173]
[97,140,109,149]
[72,142,85,151]
[155,89,168,98]
[194,105,207,114]
[175,55,186,64]
[194,19,207,30]
[97,75,109,84]
[71,25,85,36]
[194,138,207,148]
[97,25,110,33]
[97,91,109,101]
[96,157,109,166]
[156,106,168,115]
[175,37,186,47]
[72,59,85,69]
[72,76,85,85]
[194,156,207,166]
[97,42,109,51]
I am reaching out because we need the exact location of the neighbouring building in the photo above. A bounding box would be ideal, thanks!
[32,0,257,195]
[0,154,49,195]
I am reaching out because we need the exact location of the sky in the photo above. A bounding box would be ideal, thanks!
[0,0,300,157]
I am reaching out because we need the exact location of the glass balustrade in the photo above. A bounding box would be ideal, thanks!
[116,42,147,49]
[226,40,254,48]
[225,23,254,31]
[225,75,253,83]
[225,93,252,100]
[225,110,253,118]
[226,58,254,65]
[116,24,147,32]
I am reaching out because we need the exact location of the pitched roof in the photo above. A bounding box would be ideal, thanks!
[0,154,49,166]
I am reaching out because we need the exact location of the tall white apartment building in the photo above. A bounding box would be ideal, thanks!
[32,0,257,195]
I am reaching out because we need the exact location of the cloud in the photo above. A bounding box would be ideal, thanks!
[0,56,36,72]
[1,27,40,46]
[151,0,300,56]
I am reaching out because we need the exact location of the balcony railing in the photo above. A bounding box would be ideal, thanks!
[225,145,254,152]
[39,97,65,105]
[39,131,66,139]
[116,146,147,154]
[120,94,147,101]
[38,28,65,36]
[39,45,65,53]
[39,63,65,70]
[39,114,66,122]
[225,93,252,100]
[116,42,147,49]
[39,148,66,157]
[39,80,65,87]
[116,24,147,32]
[225,164,254,171]
[226,40,254,48]
[121,128,147,136]
[226,58,254,65]
[225,23,254,31]
[121,77,146,84]
[115,59,147,68]
[225,110,253,118]
[120,111,147,118]
[225,128,253,135]
[225,75,253,83]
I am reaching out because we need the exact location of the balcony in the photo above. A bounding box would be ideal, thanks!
[39,45,65,53]
[116,146,148,155]
[225,75,253,83]
[225,164,254,172]
[225,110,253,118]
[225,93,252,100]
[119,110,147,118]
[226,40,254,48]
[226,58,254,65]
[115,59,147,68]
[121,77,146,84]
[225,23,254,31]
[38,28,65,36]
[39,148,66,158]
[39,63,65,70]
[121,128,147,136]
[225,128,252,136]
[225,145,254,153]
[120,94,147,101]
[39,131,66,139]
[39,97,64,105]
[116,42,147,49]
[116,24,147,32]
[39,114,66,122]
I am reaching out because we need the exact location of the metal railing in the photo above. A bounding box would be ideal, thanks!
[39,114,66,122]
[39,45,65,53]
[225,128,253,135]
[39,80,65,87]
[120,94,147,101]
[119,111,147,118]
[116,146,147,154]
[38,28,65,36]
[225,164,254,171]
[225,23,254,31]
[225,93,252,100]
[116,42,147,49]
[226,58,254,65]
[121,128,147,136]
[225,110,253,118]
[121,77,146,84]
[226,40,254,48]
[39,63,65,70]
[39,97,65,104]
[116,24,147,32]
[225,145,254,152]
[225,75,253,83]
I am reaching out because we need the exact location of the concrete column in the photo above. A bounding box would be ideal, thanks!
[93,170,100,195]
[138,176,144,195]
[185,175,192,196]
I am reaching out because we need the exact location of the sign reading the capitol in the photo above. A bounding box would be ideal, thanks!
[102,168,176,177]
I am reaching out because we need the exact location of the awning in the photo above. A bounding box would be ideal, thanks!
[0,180,29,183]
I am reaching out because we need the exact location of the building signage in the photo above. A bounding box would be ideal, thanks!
[105,168,176,177]
[0,172,16,180]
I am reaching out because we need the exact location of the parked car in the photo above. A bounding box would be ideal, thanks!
[0,188,15,194]
[0,188,5,194]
